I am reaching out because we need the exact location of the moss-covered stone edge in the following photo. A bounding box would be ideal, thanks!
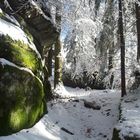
[0,34,43,78]
[0,63,47,136]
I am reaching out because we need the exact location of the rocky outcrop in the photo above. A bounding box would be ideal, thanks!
[0,62,46,135]
[0,35,43,78]
[0,0,58,135]
[7,0,59,53]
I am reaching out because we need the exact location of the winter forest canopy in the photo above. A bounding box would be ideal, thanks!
[0,0,140,140]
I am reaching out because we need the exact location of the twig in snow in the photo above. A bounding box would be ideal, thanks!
[61,127,74,135]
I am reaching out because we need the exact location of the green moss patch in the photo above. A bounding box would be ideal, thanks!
[0,64,46,135]
[0,35,42,77]
[9,107,28,131]
[0,12,4,17]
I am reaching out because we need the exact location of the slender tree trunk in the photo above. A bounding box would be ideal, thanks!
[94,0,101,18]
[43,65,52,100]
[135,1,140,63]
[54,3,62,88]
[108,45,114,88]
[108,18,114,89]
[118,0,126,97]
[108,0,115,88]
[54,36,63,88]
[47,47,53,76]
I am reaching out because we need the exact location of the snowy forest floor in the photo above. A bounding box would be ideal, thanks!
[0,87,121,140]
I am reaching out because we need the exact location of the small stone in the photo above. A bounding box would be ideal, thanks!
[73,104,76,107]
[105,109,111,112]
[84,100,101,110]
[135,104,139,108]
[106,112,110,116]
[73,99,79,102]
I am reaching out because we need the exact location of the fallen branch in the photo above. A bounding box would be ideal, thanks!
[61,127,74,135]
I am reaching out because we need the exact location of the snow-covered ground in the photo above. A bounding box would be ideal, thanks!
[0,87,121,140]
[115,88,140,139]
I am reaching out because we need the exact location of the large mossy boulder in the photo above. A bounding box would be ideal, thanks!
[0,62,46,135]
[0,8,47,136]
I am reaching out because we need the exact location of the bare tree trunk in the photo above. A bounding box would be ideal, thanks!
[54,36,63,88]
[118,0,126,97]
[108,0,115,88]
[54,3,62,88]
[108,45,114,88]
[135,1,140,63]
[94,0,101,18]
[47,47,53,77]
[43,65,52,100]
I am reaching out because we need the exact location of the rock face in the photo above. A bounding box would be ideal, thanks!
[7,0,59,52]
[0,63,46,135]
[0,1,56,135]
[0,35,43,78]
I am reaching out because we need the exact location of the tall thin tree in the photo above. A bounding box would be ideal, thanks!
[135,1,140,62]
[118,0,126,97]
[54,2,63,88]
[54,36,63,88]
[47,47,53,76]
[107,0,115,88]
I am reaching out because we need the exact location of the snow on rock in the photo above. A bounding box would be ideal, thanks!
[0,87,121,140]
[31,0,54,24]
[0,58,34,76]
[0,8,2,13]
[0,17,41,58]
[0,58,43,85]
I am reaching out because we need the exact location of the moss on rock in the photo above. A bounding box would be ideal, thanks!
[9,107,28,131]
[0,63,46,135]
[0,12,4,17]
[0,35,43,78]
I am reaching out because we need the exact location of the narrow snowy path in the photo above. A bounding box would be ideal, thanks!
[0,87,121,140]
